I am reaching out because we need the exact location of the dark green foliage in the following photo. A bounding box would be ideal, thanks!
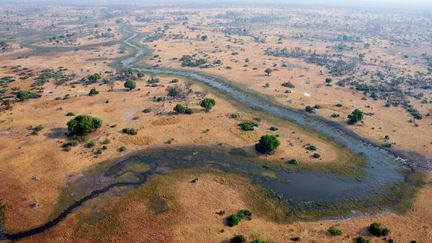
[119,146,127,152]
[230,113,239,119]
[269,126,279,131]
[348,109,364,124]
[122,128,138,135]
[305,145,317,151]
[200,98,216,111]
[355,236,370,243]
[16,90,39,101]
[281,81,295,88]
[288,159,299,165]
[180,55,208,67]
[124,80,136,90]
[239,121,258,131]
[87,73,102,83]
[264,68,273,76]
[251,240,266,243]
[328,225,342,236]
[305,105,315,113]
[312,153,321,159]
[200,35,208,41]
[170,79,179,83]
[325,77,333,84]
[226,214,243,227]
[147,77,160,84]
[255,135,281,154]
[174,104,193,114]
[368,222,390,237]
[65,112,75,116]
[230,235,246,243]
[86,140,95,148]
[143,108,152,113]
[88,87,99,96]
[237,209,252,220]
[67,115,102,136]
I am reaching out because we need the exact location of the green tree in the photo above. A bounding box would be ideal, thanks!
[264,68,273,76]
[67,115,102,136]
[325,77,333,85]
[328,225,342,236]
[230,235,246,243]
[348,109,364,124]
[200,98,216,112]
[255,135,281,154]
[88,73,102,83]
[16,90,38,101]
[124,80,136,91]
[88,87,99,96]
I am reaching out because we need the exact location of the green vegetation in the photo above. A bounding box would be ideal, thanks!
[67,115,102,136]
[239,121,258,131]
[119,146,127,152]
[287,159,299,165]
[226,209,253,227]
[328,225,342,236]
[122,128,138,135]
[16,90,39,101]
[251,239,266,243]
[200,98,216,112]
[88,87,99,96]
[348,109,364,124]
[355,236,370,243]
[174,104,193,114]
[264,68,273,76]
[269,126,279,131]
[368,222,390,237]
[124,80,136,91]
[65,112,75,116]
[255,135,280,154]
[230,235,246,243]
[87,73,102,83]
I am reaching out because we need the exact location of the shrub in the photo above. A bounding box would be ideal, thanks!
[328,225,342,236]
[226,214,243,227]
[348,109,364,124]
[16,90,39,101]
[239,121,258,131]
[230,113,239,119]
[269,126,279,131]
[237,209,252,220]
[230,235,246,243]
[306,145,317,151]
[66,112,75,116]
[174,104,193,114]
[102,138,111,144]
[122,128,137,135]
[86,140,95,148]
[67,115,102,136]
[368,222,390,237]
[255,135,281,154]
[200,98,216,112]
[119,146,127,152]
[143,108,152,113]
[288,159,299,165]
[265,68,273,76]
[88,87,99,96]
[281,81,295,88]
[355,236,370,243]
[124,80,136,90]
[32,124,44,133]
[147,77,160,84]
[305,105,315,113]
[251,240,266,243]
[312,153,321,158]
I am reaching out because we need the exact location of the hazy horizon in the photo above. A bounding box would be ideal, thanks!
[0,0,431,10]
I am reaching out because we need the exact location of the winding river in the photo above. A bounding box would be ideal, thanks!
[0,30,416,240]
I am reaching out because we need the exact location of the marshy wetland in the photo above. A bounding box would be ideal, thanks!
[0,2,431,242]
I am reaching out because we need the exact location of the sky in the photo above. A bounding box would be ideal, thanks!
[0,0,431,10]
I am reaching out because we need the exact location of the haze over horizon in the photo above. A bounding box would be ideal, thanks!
[0,0,431,10]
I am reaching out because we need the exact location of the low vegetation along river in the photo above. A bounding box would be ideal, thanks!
[0,31,420,240]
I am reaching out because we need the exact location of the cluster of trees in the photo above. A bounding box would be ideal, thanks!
[226,209,253,227]
[16,90,40,101]
[174,104,193,114]
[255,135,280,154]
[67,115,102,136]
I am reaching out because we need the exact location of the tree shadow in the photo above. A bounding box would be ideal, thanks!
[45,127,68,139]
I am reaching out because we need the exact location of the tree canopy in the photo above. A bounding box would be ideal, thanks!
[124,80,136,91]
[348,109,364,124]
[255,135,281,154]
[67,115,102,136]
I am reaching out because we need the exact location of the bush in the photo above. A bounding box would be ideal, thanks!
[122,128,137,135]
[306,145,317,151]
[124,80,136,90]
[226,214,243,227]
[328,225,342,236]
[119,146,127,152]
[255,135,281,154]
[288,159,299,165]
[237,209,252,220]
[251,240,266,243]
[147,77,160,84]
[368,222,390,237]
[312,153,321,158]
[66,112,75,116]
[355,236,370,243]
[174,104,193,114]
[86,140,95,148]
[269,126,279,131]
[348,109,364,124]
[305,105,315,113]
[32,124,44,133]
[67,115,102,136]
[239,121,258,131]
[230,235,246,243]
[143,108,152,113]
[88,87,99,96]
[200,98,216,112]
[16,90,39,101]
